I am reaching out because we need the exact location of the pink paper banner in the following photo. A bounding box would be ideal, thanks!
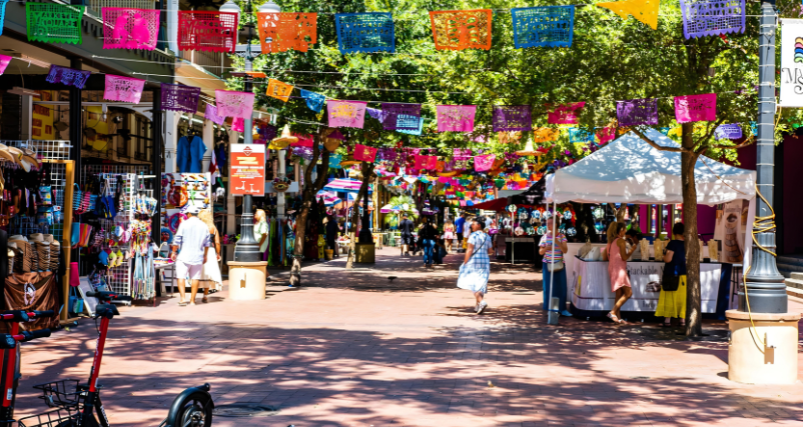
[231,117,244,132]
[354,144,377,162]
[547,102,585,124]
[474,154,496,172]
[437,105,476,132]
[205,104,226,126]
[327,100,367,128]
[596,127,616,144]
[104,74,146,103]
[414,155,437,170]
[674,93,717,123]
[102,7,160,50]
[0,55,10,75]
[215,90,255,120]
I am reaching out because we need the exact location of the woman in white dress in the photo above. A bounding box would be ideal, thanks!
[197,210,223,301]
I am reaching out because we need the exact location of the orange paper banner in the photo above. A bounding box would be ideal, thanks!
[266,79,294,102]
[533,128,559,143]
[257,12,318,53]
[429,9,493,51]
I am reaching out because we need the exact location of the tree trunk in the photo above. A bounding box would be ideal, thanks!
[290,136,330,286]
[680,123,703,337]
[346,161,375,269]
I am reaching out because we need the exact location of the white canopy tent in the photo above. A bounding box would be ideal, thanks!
[540,128,756,318]
[545,128,756,205]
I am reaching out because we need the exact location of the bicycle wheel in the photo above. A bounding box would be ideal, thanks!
[172,392,212,427]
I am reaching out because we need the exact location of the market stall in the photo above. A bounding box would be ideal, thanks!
[545,128,756,316]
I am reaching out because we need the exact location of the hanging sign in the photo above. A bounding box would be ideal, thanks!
[780,19,803,107]
[230,144,266,196]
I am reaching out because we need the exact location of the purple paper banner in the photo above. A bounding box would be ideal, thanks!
[378,147,399,162]
[437,105,477,132]
[215,90,255,120]
[680,0,745,39]
[616,98,659,126]
[381,103,421,131]
[493,105,533,132]
[45,65,91,89]
[716,123,742,140]
[161,83,201,113]
[205,104,226,126]
[327,100,367,128]
[674,93,717,123]
[367,107,388,122]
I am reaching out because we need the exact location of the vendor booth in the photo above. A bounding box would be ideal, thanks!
[545,128,756,318]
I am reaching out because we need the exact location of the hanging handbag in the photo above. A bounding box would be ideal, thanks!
[661,267,680,292]
[547,261,565,272]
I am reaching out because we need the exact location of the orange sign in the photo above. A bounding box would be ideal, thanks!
[231,144,266,196]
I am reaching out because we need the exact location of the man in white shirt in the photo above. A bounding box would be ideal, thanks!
[171,205,212,306]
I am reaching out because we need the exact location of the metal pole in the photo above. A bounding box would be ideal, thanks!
[740,0,787,313]
[151,87,163,244]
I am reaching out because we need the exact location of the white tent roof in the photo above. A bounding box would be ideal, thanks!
[545,128,756,205]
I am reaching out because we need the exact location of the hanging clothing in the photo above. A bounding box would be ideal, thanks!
[176,135,207,173]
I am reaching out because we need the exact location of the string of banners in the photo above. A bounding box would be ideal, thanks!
[12,2,747,50]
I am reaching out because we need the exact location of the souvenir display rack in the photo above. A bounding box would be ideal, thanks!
[161,172,213,240]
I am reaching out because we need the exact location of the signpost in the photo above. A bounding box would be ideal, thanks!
[231,144,266,197]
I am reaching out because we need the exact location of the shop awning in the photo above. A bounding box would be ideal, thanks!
[545,128,756,205]
[324,178,372,193]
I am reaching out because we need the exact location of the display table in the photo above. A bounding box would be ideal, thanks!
[569,256,731,317]
[564,242,712,278]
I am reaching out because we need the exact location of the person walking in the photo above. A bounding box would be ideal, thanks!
[656,222,687,327]
[455,213,467,253]
[170,205,211,306]
[420,217,439,268]
[399,213,415,256]
[539,217,573,317]
[325,214,340,258]
[197,209,223,302]
[254,209,269,261]
[443,220,456,253]
[458,218,493,314]
[605,222,636,324]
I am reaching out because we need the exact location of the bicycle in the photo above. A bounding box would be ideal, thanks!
[20,291,214,427]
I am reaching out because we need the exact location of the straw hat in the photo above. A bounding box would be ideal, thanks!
[20,148,40,172]
[269,125,298,150]
[339,155,360,167]
[515,137,541,157]
[437,170,460,177]
[6,147,23,168]
[0,144,15,163]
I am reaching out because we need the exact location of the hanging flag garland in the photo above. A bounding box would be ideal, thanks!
[568,128,595,143]
[511,7,575,48]
[679,0,745,39]
[335,13,396,53]
[45,65,91,89]
[381,103,421,131]
[547,102,585,124]
[104,75,146,103]
[205,104,226,126]
[178,11,238,53]
[0,0,8,37]
[354,144,378,162]
[299,89,326,112]
[616,98,659,126]
[257,12,318,53]
[716,123,743,140]
[430,10,493,51]
[596,0,660,30]
[493,105,533,132]
[266,79,294,102]
[327,100,367,128]
[102,7,160,50]
[215,90,255,119]
[26,3,85,44]
[674,93,717,123]
[161,83,201,113]
[437,105,477,132]
[0,55,10,76]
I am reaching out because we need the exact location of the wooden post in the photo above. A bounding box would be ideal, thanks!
[45,159,75,324]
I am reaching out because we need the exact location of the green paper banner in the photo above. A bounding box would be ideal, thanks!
[26,4,84,45]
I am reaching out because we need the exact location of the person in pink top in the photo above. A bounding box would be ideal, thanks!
[605,222,636,324]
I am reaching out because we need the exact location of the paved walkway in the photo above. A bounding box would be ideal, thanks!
[12,247,803,426]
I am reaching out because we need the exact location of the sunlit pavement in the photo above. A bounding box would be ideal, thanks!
[12,246,803,426]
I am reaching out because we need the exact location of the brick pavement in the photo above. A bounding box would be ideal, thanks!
[10,247,803,426]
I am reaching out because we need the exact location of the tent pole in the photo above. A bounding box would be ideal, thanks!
[547,200,557,317]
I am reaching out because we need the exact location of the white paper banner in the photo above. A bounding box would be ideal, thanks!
[780,19,803,107]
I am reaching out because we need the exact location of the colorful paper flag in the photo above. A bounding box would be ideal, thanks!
[596,0,660,30]
[335,13,395,53]
[397,118,424,136]
[382,103,421,131]
[716,123,743,140]
[0,55,10,76]
[104,75,146,104]
[616,98,659,126]
[533,128,559,142]
[162,83,201,113]
[680,0,745,39]
[354,144,377,162]
[548,102,585,124]
[215,90,255,120]
[327,100,368,128]
[102,7,160,50]
[299,89,326,113]
[0,0,7,37]
[46,65,91,89]
[414,155,437,170]
[511,6,575,48]
[493,105,533,132]
[674,94,717,123]
[430,10,493,51]
[474,154,496,172]
[437,105,477,132]
[266,79,294,102]
[26,3,84,44]
[205,104,226,126]
[178,11,238,52]
[257,12,317,53]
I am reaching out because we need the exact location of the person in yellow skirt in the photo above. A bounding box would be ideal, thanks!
[656,223,687,327]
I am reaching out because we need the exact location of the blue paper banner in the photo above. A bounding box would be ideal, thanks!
[299,89,325,113]
[512,6,575,48]
[0,0,8,37]
[335,13,395,54]
[568,127,594,143]
[397,117,424,136]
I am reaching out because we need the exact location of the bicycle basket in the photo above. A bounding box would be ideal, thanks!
[18,407,79,427]
[33,379,84,410]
